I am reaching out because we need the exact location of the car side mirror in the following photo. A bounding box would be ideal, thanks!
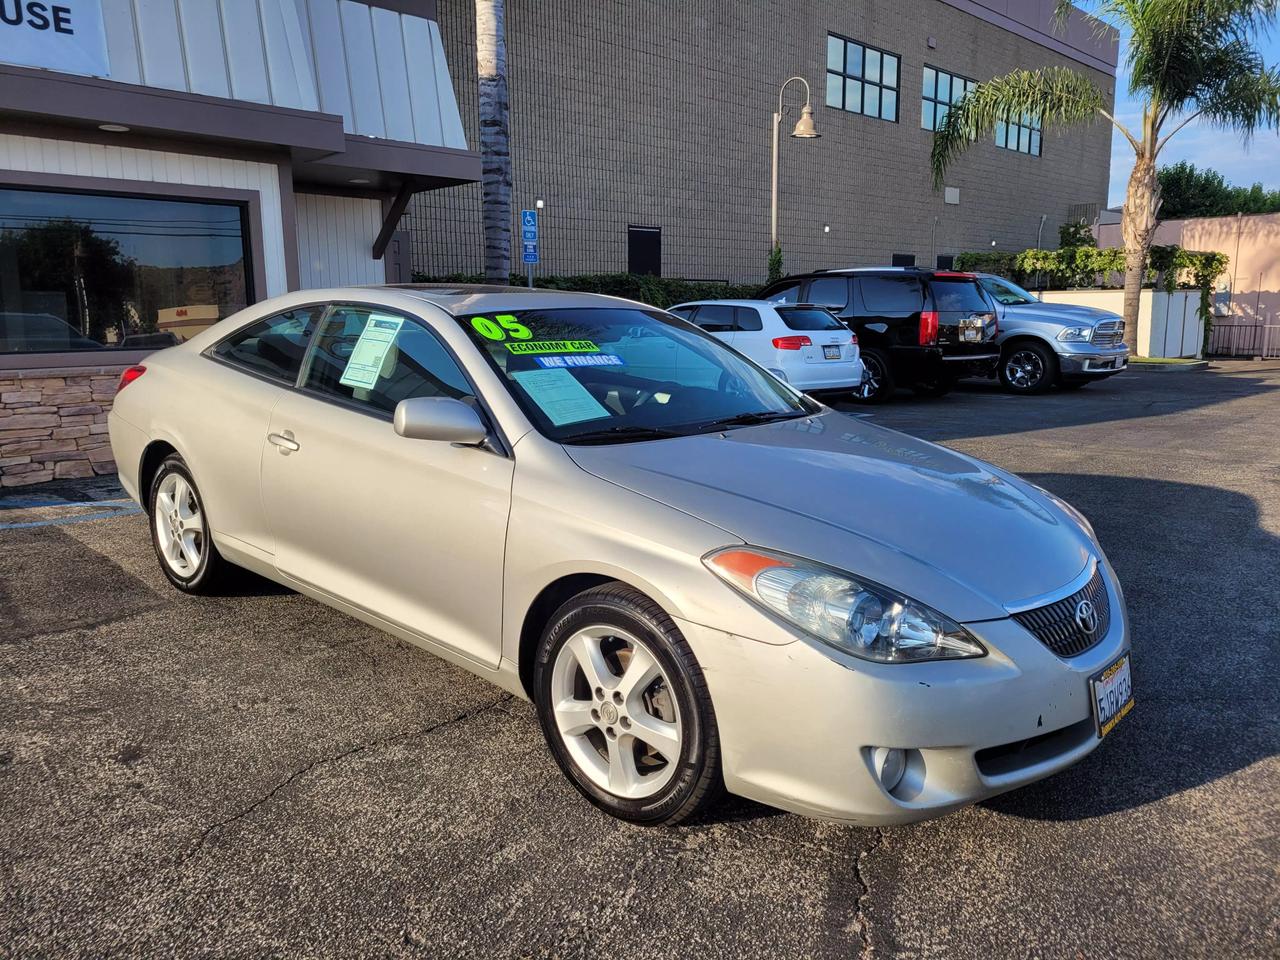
[393,397,488,445]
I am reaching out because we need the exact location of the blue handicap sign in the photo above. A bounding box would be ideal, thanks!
[521,209,538,229]
[522,228,537,242]
[522,251,539,264]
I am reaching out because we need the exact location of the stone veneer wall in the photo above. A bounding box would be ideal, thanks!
[0,366,125,488]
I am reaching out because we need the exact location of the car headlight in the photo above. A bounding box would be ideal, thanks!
[1057,326,1093,342]
[704,547,986,663]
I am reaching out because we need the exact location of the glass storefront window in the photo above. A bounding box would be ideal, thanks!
[0,187,253,354]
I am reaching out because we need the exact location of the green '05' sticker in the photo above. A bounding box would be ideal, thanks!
[471,314,532,341]
[505,339,599,355]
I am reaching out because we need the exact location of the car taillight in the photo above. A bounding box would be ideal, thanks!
[918,311,939,346]
[849,332,859,344]
[772,335,812,350]
[116,365,146,394]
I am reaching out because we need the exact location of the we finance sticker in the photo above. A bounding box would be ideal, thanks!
[505,339,599,355]
[535,354,624,369]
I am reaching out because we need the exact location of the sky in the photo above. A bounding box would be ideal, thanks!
[1106,28,1280,206]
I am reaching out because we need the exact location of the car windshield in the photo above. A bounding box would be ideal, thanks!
[980,276,1038,305]
[930,278,992,312]
[778,306,845,331]
[456,307,816,443]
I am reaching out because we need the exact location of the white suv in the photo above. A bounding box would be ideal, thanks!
[669,299,864,395]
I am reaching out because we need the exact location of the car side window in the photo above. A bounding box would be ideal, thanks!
[761,280,801,304]
[668,306,697,321]
[692,304,736,332]
[211,307,325,383]
[805,277,850,310]
[735,307,764,331]
[302,306,473,415]
[860,276,924,313]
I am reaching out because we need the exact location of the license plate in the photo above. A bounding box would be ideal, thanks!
[962,326,980,342]
[823,345,841,359]
[1090,653,1134,738]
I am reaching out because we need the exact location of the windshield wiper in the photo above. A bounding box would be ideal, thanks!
[695,410,806,432]
[564,424,686,445]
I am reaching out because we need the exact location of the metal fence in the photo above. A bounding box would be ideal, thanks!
[1206,323,1280,358]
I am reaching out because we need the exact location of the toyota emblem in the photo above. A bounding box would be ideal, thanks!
[1075,599,1099,635]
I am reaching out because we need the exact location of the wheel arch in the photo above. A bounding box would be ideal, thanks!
[137,440,179,515]
[517,573,618,699]
[999,333,1057,357]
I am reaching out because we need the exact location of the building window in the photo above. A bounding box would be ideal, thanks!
[826,34,899,123]
[0,186,252,354]
[997,112,1042,156]
[921,66,976,131]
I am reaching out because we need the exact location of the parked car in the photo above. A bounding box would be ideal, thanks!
[976,274,1129,393]
[758,268,999,402]
[110,285,1132,827]
[667,299,865,396]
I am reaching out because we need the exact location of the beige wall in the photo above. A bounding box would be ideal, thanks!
[1097,212,1280,329]
[410,0,1116,282]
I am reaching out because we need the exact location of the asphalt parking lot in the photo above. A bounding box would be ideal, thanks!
[2,361,1278,958]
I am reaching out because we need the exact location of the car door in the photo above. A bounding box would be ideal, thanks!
[689,303,738,348]
[727,305,769,366]
[260,303,514,668]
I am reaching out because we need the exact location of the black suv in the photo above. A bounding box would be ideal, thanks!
[758,269,999,402]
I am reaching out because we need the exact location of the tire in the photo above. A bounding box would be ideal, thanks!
[851,348,896,403]
[147,454,234,594]
[1059,379,1090,390]
[999,342,1057,395]
[533,582,722,826]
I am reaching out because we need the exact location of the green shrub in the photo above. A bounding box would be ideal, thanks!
[410,271,761,308]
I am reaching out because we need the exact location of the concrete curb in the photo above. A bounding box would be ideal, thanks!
[1129,360,1208,371]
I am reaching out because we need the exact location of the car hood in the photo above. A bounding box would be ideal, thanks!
[565,412,1095,623]
[1004,301,1121,325]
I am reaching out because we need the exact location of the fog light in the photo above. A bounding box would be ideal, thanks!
[872,747,906,792]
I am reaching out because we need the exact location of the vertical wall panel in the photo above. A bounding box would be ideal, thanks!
[295,194,384,288]
[177,0,232,97]
[303,0,354,127]
[338,1,387,138]
[370,7,415,142]
[135,0,188,89]
[403,16,444,146]
[261,0,319,110]
[100,0,143,83]
[220,0,273,104]
[428,22,467,150]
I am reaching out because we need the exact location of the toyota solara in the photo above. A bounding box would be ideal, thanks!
[108,285,1134,826]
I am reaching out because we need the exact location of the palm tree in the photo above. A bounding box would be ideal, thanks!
[476,0,512,283]
[930,0,1280,352]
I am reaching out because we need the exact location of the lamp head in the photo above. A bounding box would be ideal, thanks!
[791,104,820,138]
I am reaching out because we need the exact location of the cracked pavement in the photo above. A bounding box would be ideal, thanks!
[2,361,1278,957]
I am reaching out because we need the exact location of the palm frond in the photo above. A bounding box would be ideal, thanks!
[930,68,1105,187]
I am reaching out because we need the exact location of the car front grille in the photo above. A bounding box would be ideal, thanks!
[1012,566,1111,658]
[1092,321,1124,347]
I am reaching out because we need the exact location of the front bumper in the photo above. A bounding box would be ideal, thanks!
[680,561,1130,825]
[1057,343,1129,377]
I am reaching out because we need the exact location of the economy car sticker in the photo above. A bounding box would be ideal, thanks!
[505,339,600,355]
[510,368,610,425]
[535,354,624,368]
[338,314,404,389]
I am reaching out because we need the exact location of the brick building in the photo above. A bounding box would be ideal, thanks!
[408,0,1118,283]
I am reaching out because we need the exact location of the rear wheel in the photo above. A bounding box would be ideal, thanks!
[533,583,721,826]
[148,455,234,594]
[999,342,1057,394]
[852,348,895,403]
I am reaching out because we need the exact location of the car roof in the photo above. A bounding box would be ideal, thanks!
[772,268,978,279]
[669,299,778,308]
[349,283,656,315]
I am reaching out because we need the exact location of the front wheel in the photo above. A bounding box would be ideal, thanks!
[999,342,1057,394]
[851,348,895,403]
[533,583,722,826]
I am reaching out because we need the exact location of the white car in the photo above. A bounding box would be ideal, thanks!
[668,299,864,394]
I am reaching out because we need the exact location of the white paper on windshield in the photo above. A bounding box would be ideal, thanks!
[511,368,610,426]
[339,314,404,389]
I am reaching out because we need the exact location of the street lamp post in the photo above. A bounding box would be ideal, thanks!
[771,76,820,252]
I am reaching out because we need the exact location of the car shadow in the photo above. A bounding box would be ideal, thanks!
[831,361,1280,444]
[980,472,1279,821]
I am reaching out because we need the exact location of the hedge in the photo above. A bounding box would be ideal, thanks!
[410,271,761,308]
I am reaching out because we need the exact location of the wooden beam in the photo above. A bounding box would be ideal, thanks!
[372,181,414,260]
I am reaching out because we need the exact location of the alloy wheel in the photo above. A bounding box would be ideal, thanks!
[860,355,884,397]
[154,472,204,577]
[549,625,683,799]
[1005,349,1045,389]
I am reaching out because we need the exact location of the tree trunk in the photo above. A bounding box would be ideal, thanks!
[476,0,511,283]
[1120,153,1160,355]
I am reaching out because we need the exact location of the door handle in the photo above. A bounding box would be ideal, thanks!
[268,431,300,453]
